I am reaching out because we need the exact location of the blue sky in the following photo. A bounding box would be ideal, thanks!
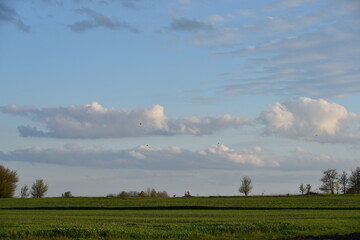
[0,0,359,197]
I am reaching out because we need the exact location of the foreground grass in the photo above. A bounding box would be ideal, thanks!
[0,195,359,240]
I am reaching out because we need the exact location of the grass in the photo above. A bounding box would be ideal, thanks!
[0,195,359,239]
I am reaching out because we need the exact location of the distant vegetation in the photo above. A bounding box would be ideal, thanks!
[0,164,359,198]
[107,188,169,198]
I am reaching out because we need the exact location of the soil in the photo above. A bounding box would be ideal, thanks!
[280,232,360,240]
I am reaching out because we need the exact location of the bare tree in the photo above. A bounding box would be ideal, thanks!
[319,169,338,194]
[20,185,29,198]
[239,176,253,196]
[0,165,18,198]
[349,167,360,193]
[31,179,48,198]
[299,184,305,195]
[339,171,349,194]
[306,184,311,194]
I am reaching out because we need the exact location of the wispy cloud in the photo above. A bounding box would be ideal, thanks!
[218,1,360,98]
[168,17,213,32]
[68,8,138,32]
[0,102,252,139]
[0,2,31,32]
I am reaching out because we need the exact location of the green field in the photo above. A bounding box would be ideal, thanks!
[0,195,359,240]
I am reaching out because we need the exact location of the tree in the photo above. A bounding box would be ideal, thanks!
[239,176,253,196]
[118,191,130,198]
[138,191,148,197]
[319,169,338,194]
[20,185,29,198]
[349,167,360,193]
[31,179,48,198]
[150,189,157,198]
[338,171,349,194]
[0,165,18,198]
[157,191,169,198]
[306,184,311,194]
[299,184,305,195]
[62,191,73,197]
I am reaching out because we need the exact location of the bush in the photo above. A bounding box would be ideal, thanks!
[118,191,130,198]
[62,191,73,197]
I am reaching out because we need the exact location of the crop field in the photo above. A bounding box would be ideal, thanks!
[0,195,359,240]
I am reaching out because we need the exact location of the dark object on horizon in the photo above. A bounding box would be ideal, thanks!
[62,191,73,197]
[184,191,191,197]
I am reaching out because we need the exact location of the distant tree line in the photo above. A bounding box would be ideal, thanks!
[299,167,360,195]
[107,187,169,198]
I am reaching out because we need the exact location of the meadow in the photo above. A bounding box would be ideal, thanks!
[0,195,359,240]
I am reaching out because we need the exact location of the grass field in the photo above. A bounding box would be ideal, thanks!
[0,195,359,240]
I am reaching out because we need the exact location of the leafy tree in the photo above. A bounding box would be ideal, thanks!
[0,165,18,198]
[306,184,311,194]
[319,169,338,194]
[339,171,349,194]
[138,191,148,197]
[157,191,169,198]
[239,176,253,196]
[118,191,130,198]
[299,184,305,195]
[150,189,157,198]
[31,179,48,198]
[20,185,29,198]
[349,167,360,193]
[62,191,73,197]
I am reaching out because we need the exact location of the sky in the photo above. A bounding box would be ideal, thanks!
[0,0,359,197]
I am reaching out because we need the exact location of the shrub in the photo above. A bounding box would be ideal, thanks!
[62,191,73,197]
[118,191,130,198]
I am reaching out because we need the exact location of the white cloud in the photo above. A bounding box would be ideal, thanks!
[0,102,252,139]
[0,144,276,169]
[259,97,360,143]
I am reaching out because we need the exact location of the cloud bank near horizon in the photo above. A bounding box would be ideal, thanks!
[1,143,356,171]
[0,144,277,170]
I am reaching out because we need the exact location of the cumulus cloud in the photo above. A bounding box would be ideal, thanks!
[0,144,276,169]
[68,8,138,32]
[0,102,252,139]
[259,97,360,143]
[0,2,30,32]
